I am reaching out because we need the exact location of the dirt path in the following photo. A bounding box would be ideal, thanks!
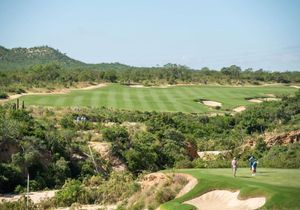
[184,190,266,210]
[0,83,107,103]
[0,190,58,204]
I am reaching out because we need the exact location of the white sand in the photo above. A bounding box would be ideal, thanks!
[184,190,266,210]
[0,190,57,204]
[201,100,222,107]
[128,84,147,88]
[264,97,280,101]
[248,99,263,103]
[197,150,230,159]
[233,106,246,112]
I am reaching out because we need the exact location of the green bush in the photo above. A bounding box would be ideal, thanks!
[0,92,8,99]
[54,179,84,207]
[60,115,75,129]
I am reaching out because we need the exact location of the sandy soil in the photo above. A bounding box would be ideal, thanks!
[0,83,107,103]
[175,173,198,198]
[201,100,222,107]
[0,190,57,204]
[291,85,300,89]
[184,190,266,210]
[88,141,126,172]
[233,106,246,112]
[56,204,117,210]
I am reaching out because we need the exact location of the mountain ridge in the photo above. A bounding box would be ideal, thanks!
[0,45,130,71]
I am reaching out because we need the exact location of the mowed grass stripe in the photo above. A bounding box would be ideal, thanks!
[135,88,152,111]
[159,89,178,112]
[175,87,206,113]
[18,84,297,113]
[53,94,67,106]
[122,87,134,110]
[89,90,102,107]
[130,87,143,110]
[145,88,160,111]
[116,86,125,108]
[167,87,195,112]
[149,89,169,111]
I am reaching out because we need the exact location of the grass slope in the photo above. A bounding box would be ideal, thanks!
[161,168,300,210]
[18,84,296,113]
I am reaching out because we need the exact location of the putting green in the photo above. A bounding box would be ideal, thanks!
[161,168,300,210]
[17,84,296,113]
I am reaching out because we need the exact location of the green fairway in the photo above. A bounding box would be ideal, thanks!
[18,84,296,113]
[161,168,300,210]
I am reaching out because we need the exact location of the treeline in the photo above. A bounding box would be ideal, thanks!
[1,64,300,96]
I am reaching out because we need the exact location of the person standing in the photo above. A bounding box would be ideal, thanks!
[248,156,255,170]
[231,157,238,177]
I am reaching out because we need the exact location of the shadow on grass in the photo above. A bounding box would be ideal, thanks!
[258,171,273,174]
[238,176,252,178]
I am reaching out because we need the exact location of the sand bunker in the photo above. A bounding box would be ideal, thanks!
[201,100,222,107]
[233,106,246,112]
[128,84,147,88]
[184,190,266,210]
[248,97,280,103]
[248,99,263,103]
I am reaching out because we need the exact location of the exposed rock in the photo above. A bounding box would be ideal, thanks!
[197,150,231,160]
[186,141,199,159]
[0,141,21,163]
[265,130,300,147]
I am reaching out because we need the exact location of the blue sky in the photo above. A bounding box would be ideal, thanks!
[0,0,300,70]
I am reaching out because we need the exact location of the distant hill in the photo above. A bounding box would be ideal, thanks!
[0,45,130,71]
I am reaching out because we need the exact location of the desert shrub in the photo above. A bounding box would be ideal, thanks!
[175,159,194,169]
[60,115,75,129]
[54,179,85,207]
[259,143,300,168]
[0,196,36,210]
[155,187,176,203]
